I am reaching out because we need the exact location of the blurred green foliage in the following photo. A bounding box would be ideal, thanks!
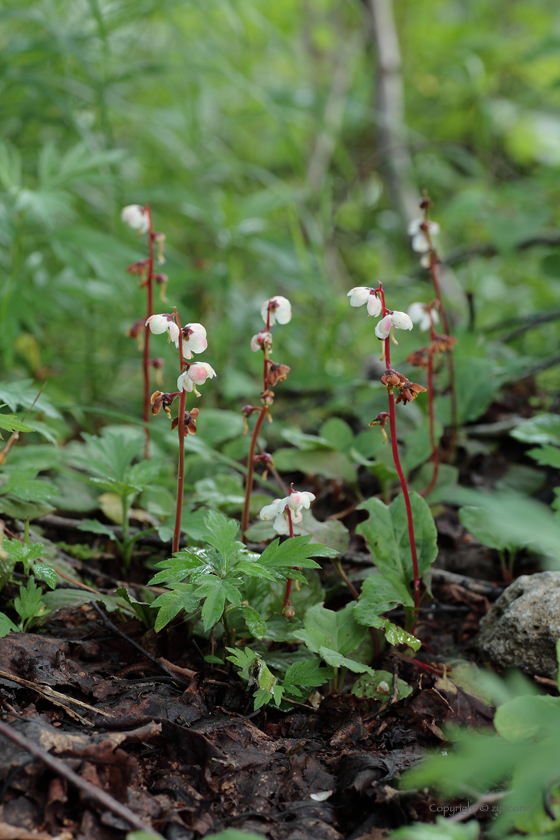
[0,0,559,434]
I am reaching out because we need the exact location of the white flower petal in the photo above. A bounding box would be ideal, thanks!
[168,322,180,343]
[366,295,382,317]
[347,287,370,307]
[121,205,148,233]
[146,314,169,334]
[177,372,194,393]
[411,232,429,253]
[391,311,413,331]
[408,302,426,324]
[273,513,290,534]
[260,501,283,521]
[428,221,440,236]
[407,218,422,236]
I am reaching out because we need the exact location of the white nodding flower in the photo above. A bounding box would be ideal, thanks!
[178,323,208,359]
[121,204,149,235]
[250,330,273,353]
[390,311,413,331]
[259,489,316,535]
[374,311,413,340]
[261,295,292,326]
[146,314,179,344]
[408,219,440,254]
[177,363,217,396]
[347,287,382,317]
[408,302,439,332]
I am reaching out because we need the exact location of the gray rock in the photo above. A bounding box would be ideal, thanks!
[476,572,560,677]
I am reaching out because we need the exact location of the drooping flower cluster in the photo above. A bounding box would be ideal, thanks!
[347,287,413,342]
[408,218,440,268]
[259,490,316,535]
[177,362,217,396]
[408,301,439,333]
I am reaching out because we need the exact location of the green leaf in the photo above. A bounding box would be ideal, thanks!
[33,562,58,590]
[115,587,154,627]
[527,444,560,469]
[375,618,421,651]
[0,414,34,434]
[240,605,267,639]
[0,613,18,637]
[198,579,227,631]
[296,602,367,658]
[203,511,243,570]
[282,658,331,694]
[319,418,355,452]
[148,550,206,585]
[14,579,48,625]
[77,519,116,539]
[458,506,518,552]
[511,413,560,446]
[204,830,265,840]
[352,670,412,702]
[318,646,375,675]
[273,448,356,482]
[355,573,414,625]
[0,471,56,502]
[152,584,201,632]
[260,535,338,570]
[357,492,437,590]
[3,538,45,571]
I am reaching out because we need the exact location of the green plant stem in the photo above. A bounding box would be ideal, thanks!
[23,519,29,544]
[379,284,420,613]
[142,204,155,460]
[173,307,186,555]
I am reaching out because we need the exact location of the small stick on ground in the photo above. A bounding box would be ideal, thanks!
[0,719,158,834]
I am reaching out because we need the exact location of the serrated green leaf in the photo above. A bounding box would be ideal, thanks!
[354,574,414,628]
[260,535,337,570]
[148,550,206,585]
[283,658,330,692]
[14,579,48,625]
[199,579,227,631]
[0,414,34,434]
[0,613,18,637]
[152,584,200,632]
[3,538,45,570]
[374,618,421,651]
[511,413,560,446]
[234,559,278,581]
[77,519,116,539]
[203,510,243,570]
[527,444,560,469]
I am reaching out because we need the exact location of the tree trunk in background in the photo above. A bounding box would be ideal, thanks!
[368,0,419,225]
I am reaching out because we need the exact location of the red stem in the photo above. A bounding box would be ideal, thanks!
[172,307,186,555]
[241,303,273,543]
[378,284,420,612]
[420,310,439,497]
[143,204,155,460]
[282,506,295,611]
[241,407,267,543]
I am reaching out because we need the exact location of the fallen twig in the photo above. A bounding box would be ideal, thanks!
[0,669,112,726]
[0,719,159,834]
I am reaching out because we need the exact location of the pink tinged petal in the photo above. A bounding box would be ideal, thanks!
[250,333,261,352]
[146,314,169,334]
[260,299,271,324]
[187,365,209,385]
[367,295,382,317]
[274,296,292,325]
[177,372,194,393]
[291,510,304,525]
[168,322,180,343]
[375,315,393,340]
[391,311,413,331]
[185,334,208,355]
[347,287,370,307]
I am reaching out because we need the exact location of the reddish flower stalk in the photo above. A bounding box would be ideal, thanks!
[241,307,272,544]
[172,306,186,555]
[142,204,155,460]
[281,505,295,612]
[420,200,457,459]
[419,308,439,498]
[378,284,421,612]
